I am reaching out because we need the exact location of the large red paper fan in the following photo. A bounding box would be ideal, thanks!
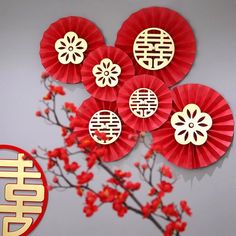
[152,84,234,169]
[81,46,135,101]
[40,16,105,84]
[115,7,196,87]
[117,75,172,131]
[75,97,138,162]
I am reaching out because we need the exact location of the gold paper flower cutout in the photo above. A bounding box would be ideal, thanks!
[171,104,212,145]
[92,58,121,88]
[55,31,87,65]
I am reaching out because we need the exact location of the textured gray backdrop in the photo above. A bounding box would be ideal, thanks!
[0,0,236,235]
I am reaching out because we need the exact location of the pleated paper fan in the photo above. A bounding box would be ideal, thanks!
[81,46,135,101]
[152,84,234,169]
[75,97,138,162]
[117,75,172,131]
[115,7,196,87]
[40,16,105,84]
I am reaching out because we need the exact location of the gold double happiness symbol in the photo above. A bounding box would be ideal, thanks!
[0,153,45,236]
[129,88,158,118]
[89,110,122,145]
[133,27,175,70]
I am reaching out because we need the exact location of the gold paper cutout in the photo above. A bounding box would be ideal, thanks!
[55,31,88,64]
[129,88,158,118]
[171,104,213,145]
[133,28,175,70]
[0,153,45,236]
[92,58,121,88]
[89,110,122,145]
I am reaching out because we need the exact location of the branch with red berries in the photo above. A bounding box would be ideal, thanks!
[33,73,192,236]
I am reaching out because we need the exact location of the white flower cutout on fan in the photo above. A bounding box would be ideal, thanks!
[171,104,213,146]
[55,31,88,65]
[92,58,121,87]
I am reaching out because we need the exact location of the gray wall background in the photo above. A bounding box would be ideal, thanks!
[0,0,236,235]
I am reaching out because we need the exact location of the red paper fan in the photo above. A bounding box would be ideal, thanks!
[75,97,138,162]
[115,7,196,87]
[81,46,135,101]
[152,84,234,169]
[117,75,172,131]
[40,16,105,84]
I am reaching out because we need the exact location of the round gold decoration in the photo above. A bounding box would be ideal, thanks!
[55,31,88,65]
[133,28,175,71]
[171,104,213,146]
[92,58,121,88]
[89,110,122,145]
[0,145,48,236]
[129,88,158,118]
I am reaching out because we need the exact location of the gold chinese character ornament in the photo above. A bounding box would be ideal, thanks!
[0,145,48,236]
[133,28,175,71]
[89,110,122,145]
[129,88,158,119]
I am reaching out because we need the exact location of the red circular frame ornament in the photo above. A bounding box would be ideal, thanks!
[81,46,135,101]
[117,75,172,131]
[75,97,138,162]
[40,16,105,84]
[115,7,196,87]
[0,144,48,236]
[152,84,234,169]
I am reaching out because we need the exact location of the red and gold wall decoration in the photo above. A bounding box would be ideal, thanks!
[39,7,234,167]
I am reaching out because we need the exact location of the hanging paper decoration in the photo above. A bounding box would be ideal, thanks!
[76,97,138,162]
[81,46,135,101]
[152,84,234,169]
[40,16,105,84]
[115,7,196,87]
[117,75,172,131]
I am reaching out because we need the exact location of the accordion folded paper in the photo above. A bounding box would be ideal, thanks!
[115,7,196,87]
[40,16,105,84]
[152,84,234,169]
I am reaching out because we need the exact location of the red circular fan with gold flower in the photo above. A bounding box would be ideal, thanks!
[117,75,172,131]
[40,16,105,84]
[81,46,135,101]
[152,84,234,169]
[115,7,196,87]
[75,97,138,162]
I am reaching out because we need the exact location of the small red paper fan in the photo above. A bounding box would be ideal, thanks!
[75,97,138,162]
[115,7,196,87]
[40,16,105,84]
[117,75,172,131]
[152,84,234,169]
[81,46,135,101]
